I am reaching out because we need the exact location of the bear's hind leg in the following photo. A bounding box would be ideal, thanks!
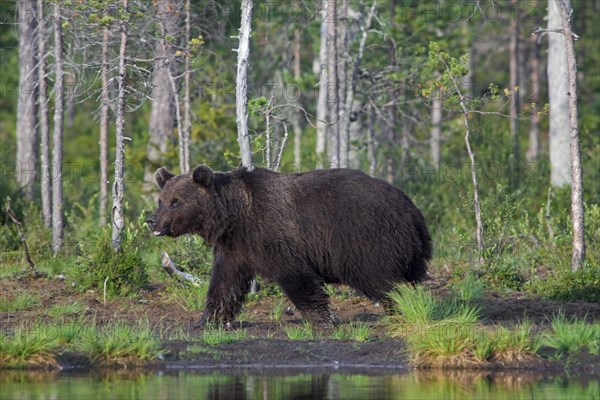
[278,274,334,327]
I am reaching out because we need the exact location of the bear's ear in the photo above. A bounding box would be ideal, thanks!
[155,167,175,189]
[193,165,214,188]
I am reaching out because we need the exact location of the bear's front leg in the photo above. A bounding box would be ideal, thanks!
[194,251,253,328]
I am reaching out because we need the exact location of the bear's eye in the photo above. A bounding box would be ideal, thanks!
[170,198,179,207]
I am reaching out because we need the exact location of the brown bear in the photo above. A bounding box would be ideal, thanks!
[147,165,432,327]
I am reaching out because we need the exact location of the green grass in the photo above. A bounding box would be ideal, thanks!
[488,320,541,363]
[0,293,41,312]
[269,299,285,322]
[284,322,315,340]
[0,327,59,368]
[202,328,248,346]
[78,321,163,365]
[47,301,86,317]
[384,285,481,338]
[383,286,545,368]
[451,273,485,301]
[542,315,600,357]
[331,322,373,342]
[166,285,208,312]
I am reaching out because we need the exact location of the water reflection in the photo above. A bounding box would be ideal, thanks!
[0,368,597,400]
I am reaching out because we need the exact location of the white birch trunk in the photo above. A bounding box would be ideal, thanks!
[292,28,302,167]
[183,0,192,173]
[37,0,51,227]
[111,0,129,253]
[99,22,110,226]
[16,0,37,201]
[341,1,376,170]
[315,0,328,163]
[236,0,255,170]
[51,3,64,254]
[526,29,541,162]
[548,0,571,186]
[326,0,339,168]
[553,0,585,271]
[509,0,520,170]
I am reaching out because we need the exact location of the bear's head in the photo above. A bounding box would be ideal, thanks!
[146,164,218,239]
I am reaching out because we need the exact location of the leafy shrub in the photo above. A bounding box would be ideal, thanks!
[74,222,149,297]
[527,263,600,303]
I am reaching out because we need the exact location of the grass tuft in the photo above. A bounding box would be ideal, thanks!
[384,285,481,338]
[202,328,248,346]
[79,322,163,365]
[284,322,315,340]
[542,315,600,357]
[331,322,373,342]
[0,293,41,312]
[0,328,59,369]
[47,301,86,317]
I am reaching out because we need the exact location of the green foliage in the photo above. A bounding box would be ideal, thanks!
[527,264,600,303]
[384,285,481,337]
[542,315,600,357]
[74,222,149,297]
[47,301,86,318]
[168,235,213,278]
[0,327,59,369]
[165,284,208,312]
[79,321,163,365]
[450,273,485,301]
[202,328,247,346]
[284,322,315,341]
[331,322,373,342]
[269,299,285,322]
[0,293,40,312]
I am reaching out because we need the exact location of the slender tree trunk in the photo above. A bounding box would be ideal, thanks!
[367,103,376,177]
[292,28,302,167]
[337,0,349,168]
[509,0,520,174]
[183,0,191,172]
[342,1,377,170]
[315,0,328,163]
[526,31,541,162]
[553,0,585,271]
[143,1,181,192]
[236,0,255,170]
[16,0,37,201]
[51,2,64,254]
[99,22,110,226]
[143,48,172,193]
[326,0,339,168]
[548,0,571,186]
[37,0,51,227]
[443,58,484,266]
[156,10,186,174]
[111,0,129,253]
[430,88,442,165]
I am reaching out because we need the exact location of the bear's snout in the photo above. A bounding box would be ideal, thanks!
[145,216,156,227]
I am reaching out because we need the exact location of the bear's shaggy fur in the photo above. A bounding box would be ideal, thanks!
[147,165,432,326]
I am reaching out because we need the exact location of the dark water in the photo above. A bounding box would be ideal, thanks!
[0,368,597,400]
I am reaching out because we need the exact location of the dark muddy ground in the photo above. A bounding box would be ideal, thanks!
[1,273,599,372]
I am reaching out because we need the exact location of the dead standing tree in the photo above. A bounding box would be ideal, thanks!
[111,0,130,253]
[235,0,255,171]
[51,2,64,254]
[37,0,51,228]
[534,0,585,271]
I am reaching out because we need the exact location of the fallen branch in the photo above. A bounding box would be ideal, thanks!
[161,252,204,287]
[3,197,35,270]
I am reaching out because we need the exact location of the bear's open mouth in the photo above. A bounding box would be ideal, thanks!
[153,231,164,236]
